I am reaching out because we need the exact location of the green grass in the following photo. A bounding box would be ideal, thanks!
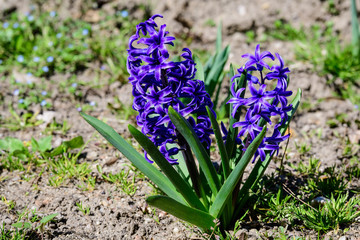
[0,8,138,81]
[0,203,58,240]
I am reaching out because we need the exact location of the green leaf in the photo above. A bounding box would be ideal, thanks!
[194,54,204,81]
[205,46,230,97]
[49,136,84,156]
[172,149,190,183]
[146,195,215,230]
[40,213,58,224]
[351,0,360,55]
[128,124,206,211]
[168,107,221,195]
[80,112,185,204]
[31,136,52,153]
[206,106,229,179]
[12,222,31,229]
[234,88,302,217]
[209,127,267,218]
[8,138,26,154]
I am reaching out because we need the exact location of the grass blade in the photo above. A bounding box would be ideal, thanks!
[168,107,221,195]
[80,112,185,204]
[128,124,206,211]
[146,195,215,230]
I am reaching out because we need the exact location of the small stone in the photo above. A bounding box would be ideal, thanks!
[311,196,330,208]
[173,227,179,234]
[338,237,347,240]
[87,151,98,160]
[144,217,152,224]
[4,218,12,225]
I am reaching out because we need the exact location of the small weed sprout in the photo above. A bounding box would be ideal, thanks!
[76,202,91,216]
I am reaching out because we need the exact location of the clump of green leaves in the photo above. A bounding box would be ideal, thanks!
[76,201,90,215]
[293,193,360,232]
[0,207,58,239]
[97,165,137,196]
[0,135,96,190]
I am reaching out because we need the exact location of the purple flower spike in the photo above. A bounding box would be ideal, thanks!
[127,15,214,164]
[229,44,292,162]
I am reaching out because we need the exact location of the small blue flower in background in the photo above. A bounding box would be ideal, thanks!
[3,22,9,28]
[100,65,106,70]
[47,56,54,63]
[48,41,53,47]
[18,99,24,104]
[42,66,49,72]
[13,89,20,96]
[13,22,19,29]
[76,107,82,112]
[17,55,24,63]
[41,91,47,96]
[49,11,56,18]
[82,29,89,36]
[71,83,78,88]
[121,10,129,18]
[33,46,38,51]
[89,101,96,106]
[40,100,47,106]
[0,59,3,64]
[27,15,34,21]
[33,56,40,62]
[56,33,62,38]
[68,44,73,48]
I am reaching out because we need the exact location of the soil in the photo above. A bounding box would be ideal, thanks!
[0,0,360,239]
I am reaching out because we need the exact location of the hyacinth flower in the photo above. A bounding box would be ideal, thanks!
[227,44,293,162]
[81,15,302,235]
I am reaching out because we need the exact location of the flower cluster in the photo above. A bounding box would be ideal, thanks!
[127,15,214,164]
[228,44,292,161]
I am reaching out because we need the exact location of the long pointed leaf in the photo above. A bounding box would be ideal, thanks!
[168,107,221,195]
[80,112,185,204]
[128,124,206,211]
[205,46,230,97]
[147,195,215,230]
[194,54,205,81]
[206,106,230,179]
[351,0,360,55]
[209,127,267,218]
